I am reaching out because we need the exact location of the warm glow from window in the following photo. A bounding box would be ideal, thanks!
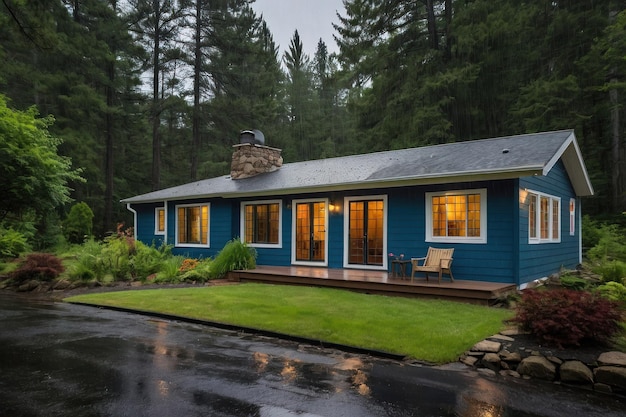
[177,205,209,245]
[432,193,480,238]
[244,202,280,244]
[155,207,165,234]
[528,190,560,243]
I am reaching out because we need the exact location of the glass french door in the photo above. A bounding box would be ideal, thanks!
[348,199,384,266]
[295,201,326,262]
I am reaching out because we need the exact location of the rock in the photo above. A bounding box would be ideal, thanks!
[17,280,41,292]
[517,356,556,381]
[500,328,523,336]
[481,353,501,372]
[500,370,521,378]
[593,383,613,394]
[461,356,478,367]
[477,368,497,377]
[499,350,522,363]
[53,279,72,290]
[488,334,514,342]
[471,340,501,353]
[547,356,563,366]
[560,361,593,384]
[598,351,626,367]
[594,366,626,391]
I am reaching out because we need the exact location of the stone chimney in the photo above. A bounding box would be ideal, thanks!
[230,130,283,180]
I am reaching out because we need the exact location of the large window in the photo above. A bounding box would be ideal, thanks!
[425,189,487,244]
[155,207,165,235]
[176,204,209,246]
[528,190,560,243]
[241,200,282,247]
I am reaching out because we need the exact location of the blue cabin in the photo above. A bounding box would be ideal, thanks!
[122,130,593,288]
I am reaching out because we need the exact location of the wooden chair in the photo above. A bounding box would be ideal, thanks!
[410,247,455,283]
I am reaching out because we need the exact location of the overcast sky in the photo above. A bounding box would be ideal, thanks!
[252,0,344,60]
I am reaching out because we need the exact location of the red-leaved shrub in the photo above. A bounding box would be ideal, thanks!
[11,253,65,283]
[513,288,622,348]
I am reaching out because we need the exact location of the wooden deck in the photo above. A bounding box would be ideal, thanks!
[227,266,517,305]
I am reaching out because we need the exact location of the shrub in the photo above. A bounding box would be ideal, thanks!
[67,239,106,281]
[513,288,622,348]
[180,258,212,282]
[594,260,626,284]
[63,202,94,244]
[0,227,30,258]
[559,274,590,290]
[586,222,626,262]
[155,256,184,283]
[595,282,626,306]
[11,253,65,283]
[130,242,171,281]
[210,239,256,278]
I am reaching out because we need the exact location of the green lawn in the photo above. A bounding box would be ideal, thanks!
[65,283,513,364]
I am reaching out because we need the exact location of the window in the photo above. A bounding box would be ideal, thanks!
[176,204,209,246]
[527,190,560,243]
[155,207,165,235]
[241,200,282,247]
[569,198,576,236]
[425,189,487,244]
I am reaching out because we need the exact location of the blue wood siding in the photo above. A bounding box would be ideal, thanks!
[129,159,580,285]
[518,160,579,285]
[383,182,516,284]
[133,203,165,247]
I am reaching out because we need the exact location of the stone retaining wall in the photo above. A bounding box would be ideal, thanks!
[461,329,626,395]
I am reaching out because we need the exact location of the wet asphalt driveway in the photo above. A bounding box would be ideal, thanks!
[0,294,625,417]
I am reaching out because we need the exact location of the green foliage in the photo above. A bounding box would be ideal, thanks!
[63,202,94,244]
[586,223,626,262]
[67,239,106,281]
[513,289,622,348]
[210,239,256,279]
[11,253,65,283]
[179,258,213,283]
[129,242,172,281]
[155,256,185,284]
[582,215,603,249]
[594,260,626,284]
[595,282,626,306]
[0,94,84,220]
[560,274,590,291]
[0,227,30,258]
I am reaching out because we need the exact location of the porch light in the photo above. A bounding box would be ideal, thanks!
[329,201,341,214]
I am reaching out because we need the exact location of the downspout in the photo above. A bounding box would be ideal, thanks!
[126,203,138,240]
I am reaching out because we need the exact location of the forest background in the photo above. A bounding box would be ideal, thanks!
[2,0,626,246]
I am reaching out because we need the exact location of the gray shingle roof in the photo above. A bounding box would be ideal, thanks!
[121,130,593,204]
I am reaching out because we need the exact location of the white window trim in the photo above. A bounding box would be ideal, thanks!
[527,189,561,244]
[154,207,165,235]
[175,203,210,248]
[425,189,487,244]
[291,198,329,267]
[342,195,388,270]
[240,199,283,248]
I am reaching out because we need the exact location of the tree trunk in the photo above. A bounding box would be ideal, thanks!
[151,0,161,191]
[191,0,202,181]
[610,80,623,213]
[426,0,438,50]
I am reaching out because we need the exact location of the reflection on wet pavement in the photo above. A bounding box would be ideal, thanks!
[1,294,625,417]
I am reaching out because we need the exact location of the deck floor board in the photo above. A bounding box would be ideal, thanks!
[228,266,517,305]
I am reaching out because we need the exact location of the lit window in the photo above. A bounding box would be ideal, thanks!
[176,204,209,246]
[527,190,560,243]
[241,200,282,247]
[155,207,165,234]
[425,189,487,244]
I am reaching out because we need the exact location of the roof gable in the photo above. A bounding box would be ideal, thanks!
[122,130,593,204]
